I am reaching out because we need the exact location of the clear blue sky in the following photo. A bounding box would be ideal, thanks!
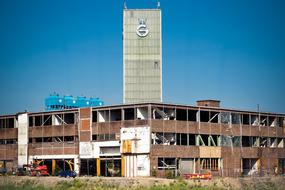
[0,0,285,115]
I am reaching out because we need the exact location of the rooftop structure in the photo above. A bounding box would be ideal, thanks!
[45,94,104,111]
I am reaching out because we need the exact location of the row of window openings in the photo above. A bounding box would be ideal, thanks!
[152,133,285,148]
[1,109,283,128]
[0,139,17,145]
[28,113,76,127]
[92,134,118,141]
[91,108,284,128]
[157,157,219,171]
[28,136,76,143]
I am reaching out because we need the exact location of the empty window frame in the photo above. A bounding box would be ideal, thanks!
[242,114,250,125]
[0,118,15,128]
[34,115,42,126]
[110,109,122,121]
[242,136,251,147]
[92,135,97,141]
[188,109,198,122]
[63,136,74,142]
[124,108,135,120]
[200,110,210,122]
[176,133,187,145]
[176,109,187,121]
[64,113,75,124]
[189,134,196,145]
[29,116,34,127]
[92,111,97,123]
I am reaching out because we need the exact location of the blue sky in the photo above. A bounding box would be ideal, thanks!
[0,0,285,114]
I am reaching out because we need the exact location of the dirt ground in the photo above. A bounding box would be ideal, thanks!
[0,176,285,189]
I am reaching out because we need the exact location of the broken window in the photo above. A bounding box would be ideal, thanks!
[98,110,110,122]
[43,115,52,126]
[136,107,148,120]
[269,138,277,148]
[158,157,176,170]
[251,115,259,126]
[268,116,276,127]
[242,114,250,125]
[110,109,122,121]
[176,109,187,121]
[231,113,241,124]
[163,133,176,145]
[260,137,268,147]
[209,111,219,123]
[152,107,175,120]
[124,108,134,120]
[277,138,284,148]
[242,158,259,176]
[220,112,230,124]
[152,133,163,144]
[188,109,198,121]
[252,137,260,147]
[260,115,267,126]
[53,136,64,143]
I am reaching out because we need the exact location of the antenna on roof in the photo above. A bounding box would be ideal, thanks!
[157,0,160,8]
[124,0,127,9]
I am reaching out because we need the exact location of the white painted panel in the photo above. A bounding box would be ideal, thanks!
[18,113,28,167]
[137,154,150,176]
[79,142,92,157]
[120,126,150,153]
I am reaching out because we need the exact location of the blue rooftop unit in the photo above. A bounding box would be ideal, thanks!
[45,94,104,111]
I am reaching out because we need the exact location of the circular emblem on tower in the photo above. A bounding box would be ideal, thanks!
[136,18,149,37]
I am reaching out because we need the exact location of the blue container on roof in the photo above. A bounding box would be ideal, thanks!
[45,94,104,111]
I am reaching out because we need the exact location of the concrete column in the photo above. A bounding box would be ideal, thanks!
[17,113,28,168]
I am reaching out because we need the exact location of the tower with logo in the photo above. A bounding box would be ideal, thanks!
[123,6,162,103]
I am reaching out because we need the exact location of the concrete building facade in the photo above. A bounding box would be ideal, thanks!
[1,102,285,177]
[123,9,162,103]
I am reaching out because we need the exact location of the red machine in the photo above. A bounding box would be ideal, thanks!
[183,170,212,180]
[30,165,49,176]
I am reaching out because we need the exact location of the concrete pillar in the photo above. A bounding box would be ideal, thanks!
[17,113,28,168]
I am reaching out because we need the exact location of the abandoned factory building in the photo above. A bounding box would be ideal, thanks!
[1,101,285,177]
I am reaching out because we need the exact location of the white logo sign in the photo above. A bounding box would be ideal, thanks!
[136,19,149,37]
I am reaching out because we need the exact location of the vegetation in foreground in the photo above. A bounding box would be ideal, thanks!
[0,178,282,190]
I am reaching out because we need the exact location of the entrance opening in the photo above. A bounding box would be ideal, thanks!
[100,158,121,177]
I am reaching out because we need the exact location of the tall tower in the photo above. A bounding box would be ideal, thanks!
[123,7,162,103]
